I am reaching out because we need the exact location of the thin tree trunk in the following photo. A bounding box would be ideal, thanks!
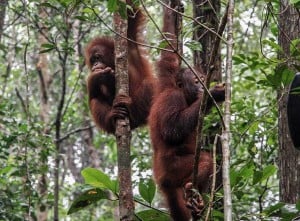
[171,0,183,56]
[221,0,234,219]
[192,0,228,207]
[36,4,51,220]
[278,0,300,203]
[54,22,70,221]
[0,0,7,42]
[114,2,134,220]
[193,0,221,80]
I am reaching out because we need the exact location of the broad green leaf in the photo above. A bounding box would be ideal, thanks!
[158,39,169,50]
[261,165,277,181]
[244,76,256,82]
[40,48,55,54]
[239,163,254,180]
[290,38,300,56]
[253,170,263,185]
[0,166,16,175]
[75,15,88,21]
[118,1,127,18]
[291,0,300,4]
[249,121,259,135]
[212,210,224,219]
[281,68,295,86]
[39,2,58,10]
[135,209,169,221]
[67,188,110,215]
[82,7,95,14]
[263,202,285,216]
[232,55,246,65]
[138,178,156,204]
[230,169,238,187]
[262,39,283,52]
[81,168,114,191]
[184,40,202,52]
[111,180,119,194]
[107,0,118,12]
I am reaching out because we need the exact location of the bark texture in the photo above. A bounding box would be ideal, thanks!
[193,0,221,80]
[278,0,300,203]
[0,0,7,42]
[37,4,50,221]
[114,5,134,221]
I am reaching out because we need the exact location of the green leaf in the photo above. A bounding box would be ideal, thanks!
[0,43,7,53]
[82,7,94,14]
[81,168,114,191]
[107,0,118,12]
[252,170,263,185]
[75,15,87,21]
[261,165,277,181]
[262,39,283,52]
[0,166,16,175]
[296,200,300,211]
[111,179,119,194]
[212,210,224,219]
[244,76,256,82]
[40,48,55,54]
[232,55,246,65]
[263,202,285,216]
[138,178,156,204]
[281,68,295,86]
[118,1,127,18]
[67,188,110,215]
[291,0,300,4]
[184,40,202,52]
[135,209,170,221]
[230,169,238,187]
[40,43,56,53]
[239,163,254,180]
[39,2,58,10]
[41,43,55,48]
[253,165,277,185]
[158,39,169,50]
[290,38,300,56]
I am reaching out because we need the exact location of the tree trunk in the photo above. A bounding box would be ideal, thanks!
[193,0,221,80]
[0,0,7,42]
[278,0,300,203]
[221,0,234,219]
[36,4,51,221]
[114,3,134,220]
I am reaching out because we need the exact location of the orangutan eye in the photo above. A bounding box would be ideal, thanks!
[177,81,183,88]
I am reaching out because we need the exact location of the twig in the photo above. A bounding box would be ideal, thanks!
[55,125,95,142]
[15,88,27,115]
[205,134,219,221]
